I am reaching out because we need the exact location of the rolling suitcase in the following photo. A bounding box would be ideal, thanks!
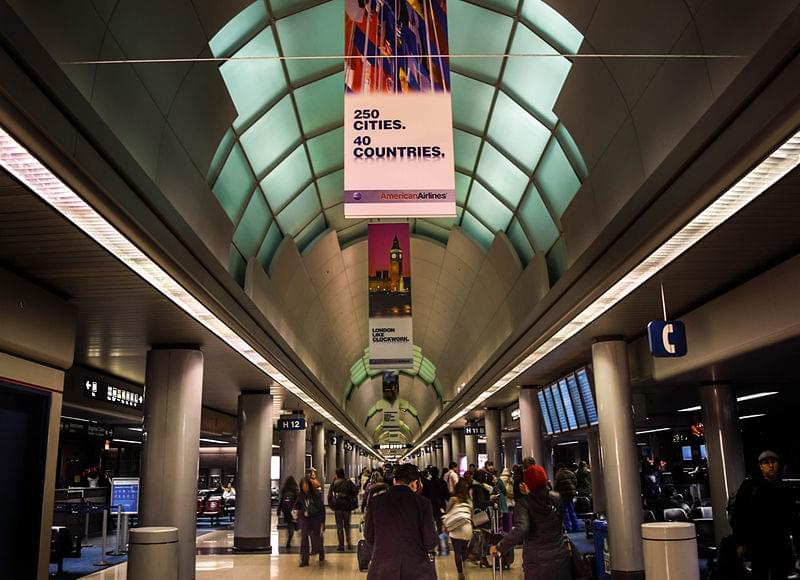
[488,505,514,569]
[357,538,372,572]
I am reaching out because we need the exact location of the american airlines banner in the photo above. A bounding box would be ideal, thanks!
[368,223,413,368]
[344,0,456,218]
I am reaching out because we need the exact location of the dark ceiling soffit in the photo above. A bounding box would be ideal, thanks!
[0,4,365,440]
[420,10,800,444]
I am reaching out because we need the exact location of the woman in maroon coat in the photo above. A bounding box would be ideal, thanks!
[364,463,438,579]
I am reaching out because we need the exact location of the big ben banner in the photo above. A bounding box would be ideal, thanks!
[368,223,413,368]
[344,0,456,218]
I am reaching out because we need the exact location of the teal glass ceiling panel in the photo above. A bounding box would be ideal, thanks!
[488,91,550,169]
[453,129,481,172]
[307,127,344,175]
[295,213,327,251]
[220,27,286,132]
[209,1,268,57]
[475,142,528,207]
[451,74,494,134]
[518,183,559,252]
[449,0,513,81]
[507,218,534,264]
[276,1,343,84]
[466,180,513,232]
[503,25,571,127]
[519,0,583,55]
[323,203,348,230]
[477,0,520,17]
[212,142,255,221]
[534,138,580,220]
[461,210,494,249]
[294,72,344,135]
[455,172,471,205]
[317,169,343,208]
[257,221,283,272]
[275,183,321,236]
[233,188,270,257]
[260,145,312,211]
[240,95,301,176]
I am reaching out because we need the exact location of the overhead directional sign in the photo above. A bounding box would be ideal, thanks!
[465,425,485,437]
[647,320,688,357]
[277,417,306,431]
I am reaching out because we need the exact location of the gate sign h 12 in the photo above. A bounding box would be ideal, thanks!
[343,0,455,218]
[647,320,688,358]
[277,417,306,431]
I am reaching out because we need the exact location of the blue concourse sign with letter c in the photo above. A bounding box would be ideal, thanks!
[647,320,688,357]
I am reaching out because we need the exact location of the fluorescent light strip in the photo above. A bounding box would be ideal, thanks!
[556,440,580,446]
[199,438,229,444]
[0,127,383,463]
[61,415,89,422]
[635,427,671,435]
[406,130,800,460]
[111,438,142,445]
[128,427,143,432]
[739,413,766,420]
[679,392,779,413]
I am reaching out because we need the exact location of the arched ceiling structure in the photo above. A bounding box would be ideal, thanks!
[206,0,587,281]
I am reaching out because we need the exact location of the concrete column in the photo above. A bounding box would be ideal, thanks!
[592,340,644,579]
[452,429,465,467]
[519,387,546,468]
[465,425,477,468]
[700,383,746,543]
[442,434,452,467]
[502,436,516,469]
[435,440,444,469]
[281,413,306,484]
[234,392,273,552]
[485,409,501,470]
[344,442,353,478]
[140,348,204,580]
[336,436,344,474]
[587,426,607,515]
[311,423,325,487]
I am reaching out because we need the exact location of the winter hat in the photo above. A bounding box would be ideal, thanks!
[523,465,548,491]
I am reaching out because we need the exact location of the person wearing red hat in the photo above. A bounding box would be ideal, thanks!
[489,465,571,579]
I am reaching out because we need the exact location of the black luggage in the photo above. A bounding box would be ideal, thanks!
[357,538,372,572]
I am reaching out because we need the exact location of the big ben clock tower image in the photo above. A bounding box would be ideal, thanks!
[389,235,405,293]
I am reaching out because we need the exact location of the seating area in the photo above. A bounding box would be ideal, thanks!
[196,496,234,526]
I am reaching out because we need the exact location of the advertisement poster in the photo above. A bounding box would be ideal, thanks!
[344,0,456,218]
[368,223,413,368]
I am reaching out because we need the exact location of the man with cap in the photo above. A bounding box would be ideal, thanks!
[731,450,800,579]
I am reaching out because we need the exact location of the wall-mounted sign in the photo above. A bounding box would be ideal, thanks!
[647,320,687,357]
[383,410,399,428]
[84,378,143,410]
[343,0,455,218]
[511,408,520,421]
[433,441,443,450]
[465,425,485,437]
[60,420,112,439]
[110,477,140,515]
[277,417,306,431]
[368,224,413,368]
[344,441,354,452]
[328,435,339,446]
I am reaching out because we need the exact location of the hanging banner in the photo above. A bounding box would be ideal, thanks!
[344,0,456,218]
[368,223,413,368]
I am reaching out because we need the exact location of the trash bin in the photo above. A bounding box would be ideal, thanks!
[641,522,699,580]
[128,526,179,580]
[592,519,610,579]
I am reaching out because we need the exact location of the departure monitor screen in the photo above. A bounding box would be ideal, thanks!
[538,367,599,435]
[538,391,554,434]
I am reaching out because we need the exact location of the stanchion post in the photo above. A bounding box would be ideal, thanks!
[94,508,111,567]
[109,504,124,556]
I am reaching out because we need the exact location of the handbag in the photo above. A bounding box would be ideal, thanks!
[473,508,490,528]
[566,536,593,580]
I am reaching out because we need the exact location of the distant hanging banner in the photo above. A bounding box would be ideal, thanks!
[368,223,413,368]
[344,0,456,218]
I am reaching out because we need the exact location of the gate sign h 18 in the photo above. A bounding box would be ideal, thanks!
[277,417,306,431]
[465,425,485,436]
[647,320,688,357]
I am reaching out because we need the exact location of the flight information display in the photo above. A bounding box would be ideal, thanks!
[110,478,140,514]
[538,367,599,434]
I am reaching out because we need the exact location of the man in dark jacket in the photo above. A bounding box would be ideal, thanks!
[554,463,580,532]
[328,468,358,551]
[731,450,800,580]
[365,463,438,579]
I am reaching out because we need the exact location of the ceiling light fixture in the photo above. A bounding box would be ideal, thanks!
[405,129,800,461]
[635,427,672,435]
[736,391,778,402]
[61,415,89,422]
[128,427,143,432]
[556,440,580,446]
[0,127,384,463]
[199,438,229,444]
[111,438,142,445]
[739,413,766,420]
[677,406,702,413]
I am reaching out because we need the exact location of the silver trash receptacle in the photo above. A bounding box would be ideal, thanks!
[641,522,699,580]
[128,526,179,580]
